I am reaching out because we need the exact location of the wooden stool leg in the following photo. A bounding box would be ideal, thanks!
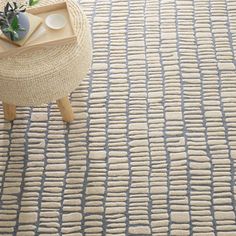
[56,97,74,122]
[3,103,16,121]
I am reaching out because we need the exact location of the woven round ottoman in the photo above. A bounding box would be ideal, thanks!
[0,0,92,122]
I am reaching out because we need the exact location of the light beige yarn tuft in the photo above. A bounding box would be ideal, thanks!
[0,0,92,106]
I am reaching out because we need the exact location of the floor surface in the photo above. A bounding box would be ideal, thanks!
[1,0,236,235]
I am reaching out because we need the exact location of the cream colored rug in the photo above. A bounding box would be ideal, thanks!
[1,0,236,235]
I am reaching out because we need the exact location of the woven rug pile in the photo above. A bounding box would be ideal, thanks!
[1,0,236,235]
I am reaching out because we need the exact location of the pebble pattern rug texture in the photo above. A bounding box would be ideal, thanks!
[1,0,236,235]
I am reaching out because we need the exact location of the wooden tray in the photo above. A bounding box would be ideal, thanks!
[0,1,77,57]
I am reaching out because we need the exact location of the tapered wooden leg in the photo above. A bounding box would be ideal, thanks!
[3,102,16,121]
[56,97,74,122]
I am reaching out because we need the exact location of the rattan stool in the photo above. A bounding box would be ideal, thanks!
[0,0,92,122]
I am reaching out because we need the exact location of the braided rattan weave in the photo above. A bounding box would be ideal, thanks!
[0,0,92,106]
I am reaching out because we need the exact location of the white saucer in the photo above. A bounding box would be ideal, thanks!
[45,14,66,30]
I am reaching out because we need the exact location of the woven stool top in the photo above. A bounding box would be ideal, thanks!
[0,0,92,106]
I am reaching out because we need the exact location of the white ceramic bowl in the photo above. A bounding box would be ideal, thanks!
[45,14,66,30]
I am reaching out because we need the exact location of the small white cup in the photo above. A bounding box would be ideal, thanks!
[45,14,66,30]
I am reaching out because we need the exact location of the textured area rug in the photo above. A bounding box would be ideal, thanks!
[1,0,236,235]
